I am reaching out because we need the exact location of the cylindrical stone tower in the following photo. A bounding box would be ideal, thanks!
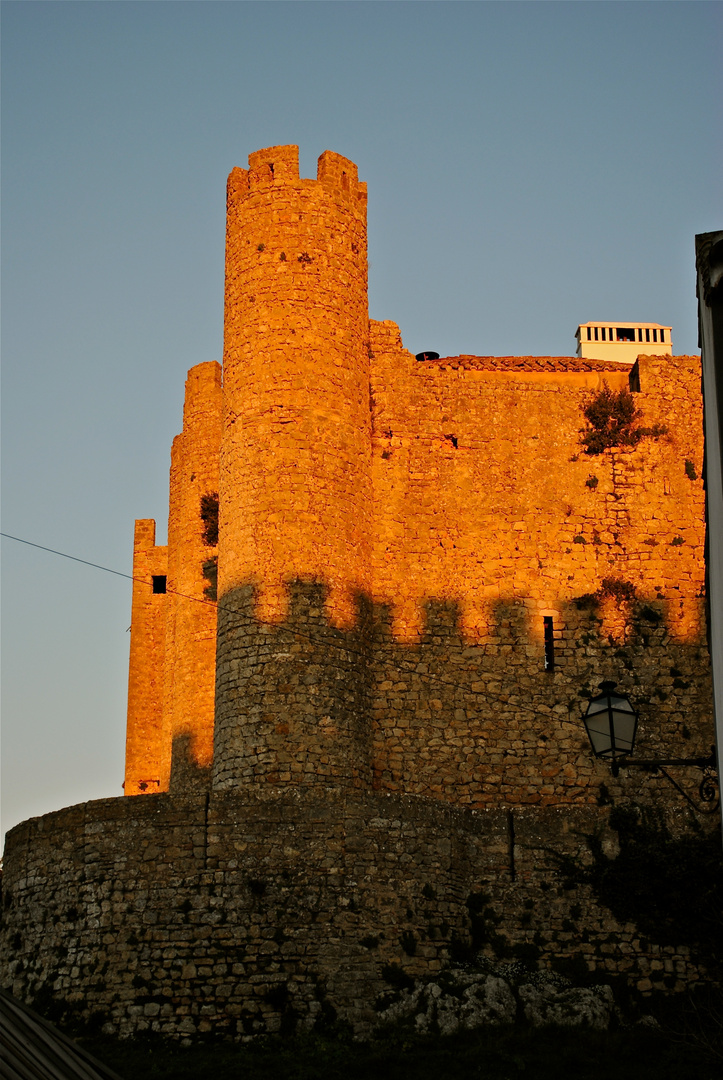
[213,145,372,792]
[164,361,223,792]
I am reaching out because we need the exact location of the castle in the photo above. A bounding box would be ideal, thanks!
[1,146,716,1041]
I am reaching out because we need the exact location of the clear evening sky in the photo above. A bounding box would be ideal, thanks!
[1,1,721,840]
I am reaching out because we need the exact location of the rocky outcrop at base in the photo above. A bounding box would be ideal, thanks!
[376,966,616,1035]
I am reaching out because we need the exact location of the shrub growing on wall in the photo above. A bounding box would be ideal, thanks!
[200,493,219,546]
[581,385,668,455]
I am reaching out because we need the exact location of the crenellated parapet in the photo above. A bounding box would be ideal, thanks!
[228,144,367,206]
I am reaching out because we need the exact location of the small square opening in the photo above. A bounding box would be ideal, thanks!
[152,575,167,594]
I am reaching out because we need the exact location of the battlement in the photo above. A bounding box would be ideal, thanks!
[247,143,299,184]
[317,148,367,202]
[181,359,222,427]
[227,144,366,208]
[132,517,161,551]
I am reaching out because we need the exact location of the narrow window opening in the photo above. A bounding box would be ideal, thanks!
[543,616,555,671]
[594,327,599,341]
[601,328,606,341]
[645,328,650,342]
[653,328,658,342]
[660,329,665,343]
[586,327,591,341]
[152,575,167,595]
[638,328,643,341]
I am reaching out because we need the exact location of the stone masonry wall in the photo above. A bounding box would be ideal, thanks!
[164,361,222,792]
[367,324,712,808]
[124,362,222,795]
[124,521,169,795]
[126,336,714,810]
[214,582,372,793]
[214,145,373,792]
[124,148,714,811]
[6,145,717,1049]
[2,795,711,1042]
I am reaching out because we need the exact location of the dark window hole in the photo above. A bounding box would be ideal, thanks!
[543,616,555,671]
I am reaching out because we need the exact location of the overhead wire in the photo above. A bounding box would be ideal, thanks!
[0,531,580,724]
[1,531,217,610]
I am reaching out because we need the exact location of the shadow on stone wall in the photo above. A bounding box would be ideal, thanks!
[170,734,212,793]
[204,577,713,811]
[3,577,715,1043]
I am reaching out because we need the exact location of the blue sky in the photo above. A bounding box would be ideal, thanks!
[1,0,721,838]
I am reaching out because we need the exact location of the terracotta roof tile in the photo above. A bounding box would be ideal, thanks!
[427,355,633,372]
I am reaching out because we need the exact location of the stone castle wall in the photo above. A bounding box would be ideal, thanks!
[120,146,712,809]
[1,795,708,1041]
[366,333,710,806]
[3,146,715,1044]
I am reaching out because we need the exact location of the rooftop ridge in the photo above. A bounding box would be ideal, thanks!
[425,354,636,371]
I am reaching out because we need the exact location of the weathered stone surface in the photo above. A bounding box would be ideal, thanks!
[2,146,716,1046]
[376,967,616,1033]
[0,794,711,1041]
[122,146,712,811]
[518,982,615,1029]
[377,973,517,1035]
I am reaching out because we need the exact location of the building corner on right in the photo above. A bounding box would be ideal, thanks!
[696,229,723,834]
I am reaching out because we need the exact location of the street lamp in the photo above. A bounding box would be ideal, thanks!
[583,681,719,812]
[582,681,638,764]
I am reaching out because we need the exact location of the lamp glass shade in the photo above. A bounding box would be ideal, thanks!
[583,689,638,759]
